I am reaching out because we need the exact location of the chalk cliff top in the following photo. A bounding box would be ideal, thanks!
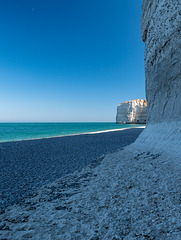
[119,99,147,106]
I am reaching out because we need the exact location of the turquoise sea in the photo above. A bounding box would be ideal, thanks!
[0,122,144,142]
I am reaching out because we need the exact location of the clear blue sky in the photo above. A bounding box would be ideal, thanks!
[0,0,145,122]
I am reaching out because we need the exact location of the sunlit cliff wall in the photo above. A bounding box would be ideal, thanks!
[116,99,147,124]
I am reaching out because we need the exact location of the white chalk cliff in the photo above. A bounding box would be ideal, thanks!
[135,0,181,158]
[116,99,147,124]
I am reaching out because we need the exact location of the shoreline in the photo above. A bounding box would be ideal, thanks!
[0,125,145,143]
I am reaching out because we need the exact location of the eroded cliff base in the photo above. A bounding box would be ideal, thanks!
[135,122,181,160]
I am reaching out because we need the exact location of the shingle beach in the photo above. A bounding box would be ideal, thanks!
[0,127,144,211]
[1,126,181,239]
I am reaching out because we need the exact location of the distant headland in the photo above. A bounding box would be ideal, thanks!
[116,99,147,124]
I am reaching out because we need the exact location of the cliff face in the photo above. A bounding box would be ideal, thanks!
[141,0,181,124]
[136,0,181,157]
[116,99,147,124]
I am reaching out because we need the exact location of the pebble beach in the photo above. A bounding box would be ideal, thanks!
[1,126,181,239]
[1,127,181,239]
[0,127,143,211]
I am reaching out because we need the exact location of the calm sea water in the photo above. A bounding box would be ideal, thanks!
[0,122,144,142]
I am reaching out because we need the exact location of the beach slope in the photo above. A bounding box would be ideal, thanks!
[0,141,180,239]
